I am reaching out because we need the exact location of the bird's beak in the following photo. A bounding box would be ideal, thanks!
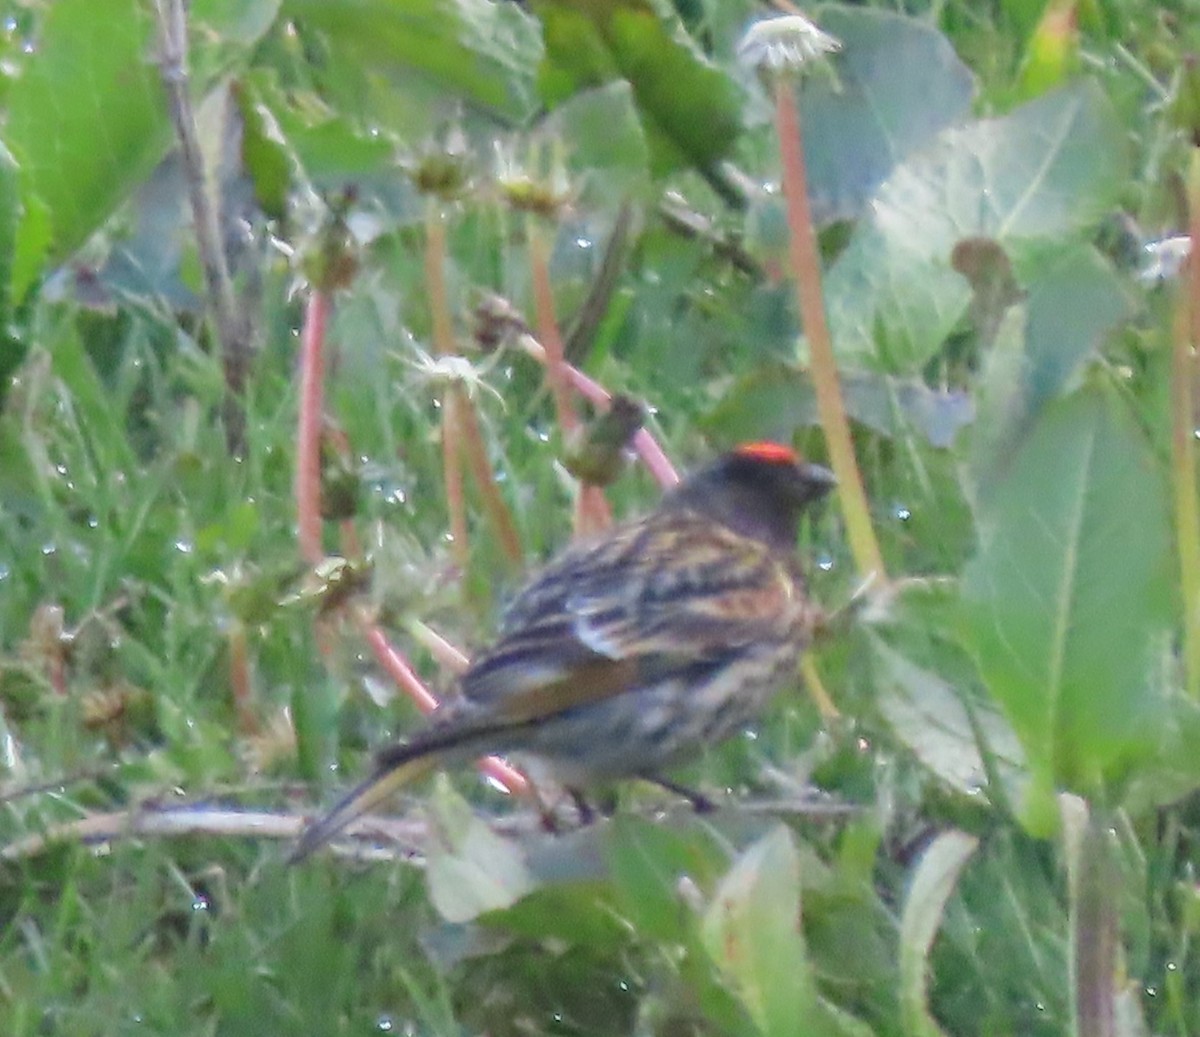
[801,462,837,497]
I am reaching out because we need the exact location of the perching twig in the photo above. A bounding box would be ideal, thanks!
[0,795,857,863]
[153,0,249,445]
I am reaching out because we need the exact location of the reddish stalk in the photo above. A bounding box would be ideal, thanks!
[328,433,526,797]
[516,333,680,488]
[296,290,330,565]
[528,221,581,434]
[357,615,527,795]
[774,78,885,580]
[527,220,614,530]
[424,204,471,571]
[454,389,524,567]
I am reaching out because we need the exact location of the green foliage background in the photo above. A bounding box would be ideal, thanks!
[1,0,1200,1034]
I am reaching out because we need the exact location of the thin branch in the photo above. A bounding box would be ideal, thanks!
[1,796,857,863]
[657,192,763,277]
[152,0,249,434]
[564,201,637,364]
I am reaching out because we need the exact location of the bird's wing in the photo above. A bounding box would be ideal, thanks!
[458,512,805,724]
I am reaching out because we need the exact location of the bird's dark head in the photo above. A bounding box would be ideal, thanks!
[668,442,836,550]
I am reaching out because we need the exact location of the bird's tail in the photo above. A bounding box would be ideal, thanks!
[288,750,439,863]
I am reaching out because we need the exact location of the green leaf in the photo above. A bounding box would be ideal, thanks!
[534,0,741,177]
[245,70,396,187]
[961,383,1173,798]
[545,82,651,206]
[971,245,1135,494]
[870,637,1025,799]
[233,81,292,222]
[701,825,819,1037]
[282,0,542,124]
[899,830,979,1037]
[701,361,973,449]
[800,7,976,226]
[605,815,725,941]
[4,0,169,261]
[0,140,18,365]
[424,779,534,924]
[4,0,277,263]
[825,82,1127,372]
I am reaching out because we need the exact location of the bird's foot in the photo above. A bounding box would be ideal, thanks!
[642,775,717,814]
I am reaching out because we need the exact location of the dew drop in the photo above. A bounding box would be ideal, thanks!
[191,894,210,913]
[376,1014,394,1032]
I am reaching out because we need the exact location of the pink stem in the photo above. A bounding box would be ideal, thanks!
[518,335,680,488]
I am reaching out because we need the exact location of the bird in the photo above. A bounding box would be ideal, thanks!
[290,442,835,860]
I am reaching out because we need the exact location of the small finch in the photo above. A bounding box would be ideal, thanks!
[291,443,835,860]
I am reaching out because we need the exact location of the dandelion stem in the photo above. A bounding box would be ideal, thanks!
[774,78,885,580]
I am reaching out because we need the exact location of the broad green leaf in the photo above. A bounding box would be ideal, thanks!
[825,82,1127,372]
[899,830,979,1037]
[971,245,1134,498]
[234,81,292,222]
[243,70,396,186]
[870,637,1025,799]
[605,815,725,941]
[0,140,17,368]
[534,0,741,177]
[4,0,168,262]
[425,779,534,923]
[483,881,628,947]
[961,383,1173,798]
[702,361,973,449]
[282,0,541,124]
[545,82,651,206]
[701,825,819,1037]
[4,0,278,263]
[799,6,976,226]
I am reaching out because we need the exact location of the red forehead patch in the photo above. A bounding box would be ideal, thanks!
[734,441,800,465]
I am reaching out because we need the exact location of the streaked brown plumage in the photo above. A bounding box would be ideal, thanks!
[291,443,834,860]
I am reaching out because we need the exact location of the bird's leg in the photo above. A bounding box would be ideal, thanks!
[641,775,717,814]
[568,788,596,826]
